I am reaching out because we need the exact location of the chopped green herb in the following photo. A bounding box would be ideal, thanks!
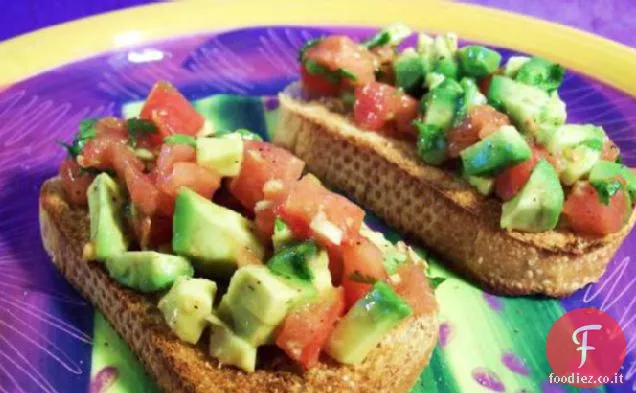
[58,118,98,158]
[304,59,356,85]
[267,241,317,281]
[349,271,378,284]
[591,179,622,206]
[127,117,157,146]
[164,134,197,147]
[298,37,322,62]
[362,23,412,49]
[429,276,446,289]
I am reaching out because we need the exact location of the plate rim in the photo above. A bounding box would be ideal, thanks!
[1,0,636,96]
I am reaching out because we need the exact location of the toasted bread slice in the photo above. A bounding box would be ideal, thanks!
[39,178,438,393]
[275,93,636,297]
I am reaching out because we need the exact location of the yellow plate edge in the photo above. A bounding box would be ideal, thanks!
[2,0,636,97]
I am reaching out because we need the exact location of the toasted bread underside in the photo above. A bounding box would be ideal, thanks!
[275,94,636,297]
[39,178,438,393]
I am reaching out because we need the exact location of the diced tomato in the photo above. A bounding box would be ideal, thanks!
[129,213,173,249]
[229,141,305,211]
[353,82,419,137]
[80,133,144,181]
[446,105,511,157]
[300,67,341,97]
[390,264,437,317]
[302,35,376,95]
[479,74,494,96]
[601,139,621,162]
[94,117,128,140]
[495,146,557,201]
[340,234,387,309]
[563,182,631,235]
[276,287,345,370]
[164,163,220,198]
[124,164,163,216]
[279,176,365,247]
[326,245,344,286]
[110,143,145,181]
[154,144,196,179]
[139,81,204,144]
[59,158,95,206]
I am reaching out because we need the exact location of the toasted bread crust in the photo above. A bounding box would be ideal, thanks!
[39,178,438,393]
[275,94,636,297]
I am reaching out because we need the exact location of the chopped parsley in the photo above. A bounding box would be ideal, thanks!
[304,59,356,85]
[591,179,623,206]
[59,118,98,158]
[127,117,157,146]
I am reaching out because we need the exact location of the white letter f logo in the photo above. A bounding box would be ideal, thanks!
[572,324,602,368]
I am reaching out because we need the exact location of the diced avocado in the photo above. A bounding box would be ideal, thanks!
[362,23,412,49]
[105,251,193,293]
[172,188,264,279]
[307,249,333,293]
[415,123,448,165]
[514,57,564,93]
[218,298,277,346]
[487,76,566,139]
[196,136,244,177]
[267,241,318,302]
[432,33,459,79]
[545,124,606,185]
[421,78,463,130]
[500,160,564,232]
[394,48,427,95]
[224,265,298,325]
[454,77,487,126]
[503,56,531,78]
[465,174,495,196]
[416,34,437,78]
[207,314,257,372]
[457,45,502,78]
[460,125,532,176]
[158,277,217,344]
[560,145,602,186]
[589,160,636,200]
[87,173,128,261]
[325,281,412,365]
[272,217,294,252]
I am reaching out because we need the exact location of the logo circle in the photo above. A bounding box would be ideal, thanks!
[546,308,626,388]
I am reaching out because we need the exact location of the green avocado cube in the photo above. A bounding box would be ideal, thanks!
[87,173,128,260]
[218,297,277,346]
[172,188,264,279]
[487,76,566,140]
[105,251,193,293]
[500,160,564,232]
[458,45,502,78]
[196,135,244,177]
[158,277,217,344]
[394,48,427,95]
[207,314,257,373]
[460,125,532,176]
[326,281,412,365]
[545,124,606,185]
[589,160,636,200]
[224,266,298,325]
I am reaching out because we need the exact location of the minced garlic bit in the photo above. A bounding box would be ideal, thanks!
[310,211,343,246]
[254,200,273,212]
[263,179,283,194]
